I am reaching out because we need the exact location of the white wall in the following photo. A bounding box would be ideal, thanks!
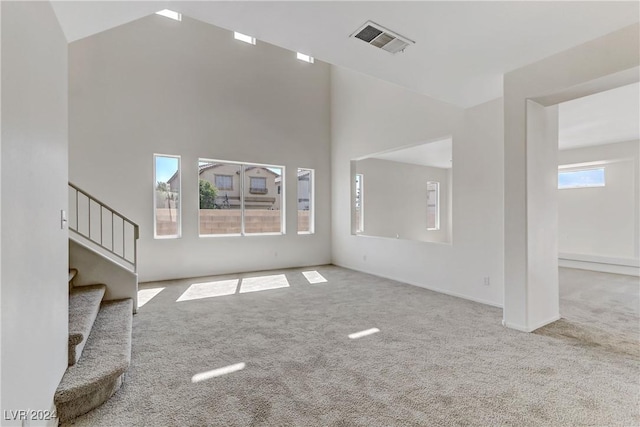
[332,67,504,307]
[558,140,639,264]
[1,2,68,424]
[504,23,639,332]
[525,100,560,331]
[355,158,450,243]
[69,15,331,282]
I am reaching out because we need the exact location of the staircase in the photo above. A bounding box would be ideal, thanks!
[55,183,139,423]
[55,271,133,423]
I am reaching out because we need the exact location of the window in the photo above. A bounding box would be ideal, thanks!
[200,161,241,235]
[297,168,314,234]
[244,165,283,234]
[249,177,267,194]
[355,174,364,233]
[234,32,256,45]
[427,181,439,230]
[558,168,605,189]
[199,159,284,236]
[155,9,182,21]
[154,154,181,238]
[214,175,233,191]
[296,52,314,63]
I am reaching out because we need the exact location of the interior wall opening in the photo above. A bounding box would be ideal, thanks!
[350,137,453,244]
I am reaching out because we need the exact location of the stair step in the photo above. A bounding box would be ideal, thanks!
[55,299,133,423]
[68,284,106,366]
[68,268,78,284]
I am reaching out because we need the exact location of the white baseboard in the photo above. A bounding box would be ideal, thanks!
[558,253,639,277]
[503,321,530,332]
[332,262,503,309]
[503,315,561,333]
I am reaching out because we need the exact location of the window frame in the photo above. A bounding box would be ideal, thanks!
[153,153,182,239]
[297,168,315,235]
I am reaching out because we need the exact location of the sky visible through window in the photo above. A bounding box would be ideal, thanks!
[156,157,179,182]
[558,168,605,189]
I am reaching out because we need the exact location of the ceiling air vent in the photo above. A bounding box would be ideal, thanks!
[351,21,414,54]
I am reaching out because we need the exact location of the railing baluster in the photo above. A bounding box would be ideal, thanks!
[68,182,139,272]
[134,224,138,273]
[88,196,91,240]
[75,188,79,231]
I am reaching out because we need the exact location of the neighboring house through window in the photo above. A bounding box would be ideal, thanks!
[215,175,233,190]
[250,177,267,194]
[199,159,284,236]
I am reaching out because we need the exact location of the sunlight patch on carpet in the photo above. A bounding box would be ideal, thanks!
[191,362,246,383]
[239,274,289,293]
[349,328,380,339]
[302,270,328,284]
[138,287,165,308]
[177,280,239,302]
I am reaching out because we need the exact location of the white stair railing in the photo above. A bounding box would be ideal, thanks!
[68,182,140,272]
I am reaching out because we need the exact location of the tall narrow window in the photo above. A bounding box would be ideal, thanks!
[243,165,284,234]
[355,174,364,233]
[427,181,440,230]
[199,161,242,236]
[297,168,314,234]
[154,154,181,238]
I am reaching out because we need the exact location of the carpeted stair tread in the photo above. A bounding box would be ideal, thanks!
[68,284,106,365]
[56,299,133,413]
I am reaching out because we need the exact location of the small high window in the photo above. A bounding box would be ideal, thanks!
[155,9,182,21]
[558,168,605,189]
[297,52,314,63]
[234,32,256,45]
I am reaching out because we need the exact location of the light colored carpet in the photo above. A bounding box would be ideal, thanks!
[57,299,133,423]
[68,284,106,365]
[65,266,639,426]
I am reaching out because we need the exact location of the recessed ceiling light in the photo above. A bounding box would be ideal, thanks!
[234,32,256,45]
[155,9,182,22]
[297,52,314,64]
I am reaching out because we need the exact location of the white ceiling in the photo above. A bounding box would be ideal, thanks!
[371,138,453,169]
[559,82,640,150]
[50,1,639,108]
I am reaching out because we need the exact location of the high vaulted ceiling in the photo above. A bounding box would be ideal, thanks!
[51,1,639,108]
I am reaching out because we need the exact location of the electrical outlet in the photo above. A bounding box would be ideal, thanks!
[483,277,490,286]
